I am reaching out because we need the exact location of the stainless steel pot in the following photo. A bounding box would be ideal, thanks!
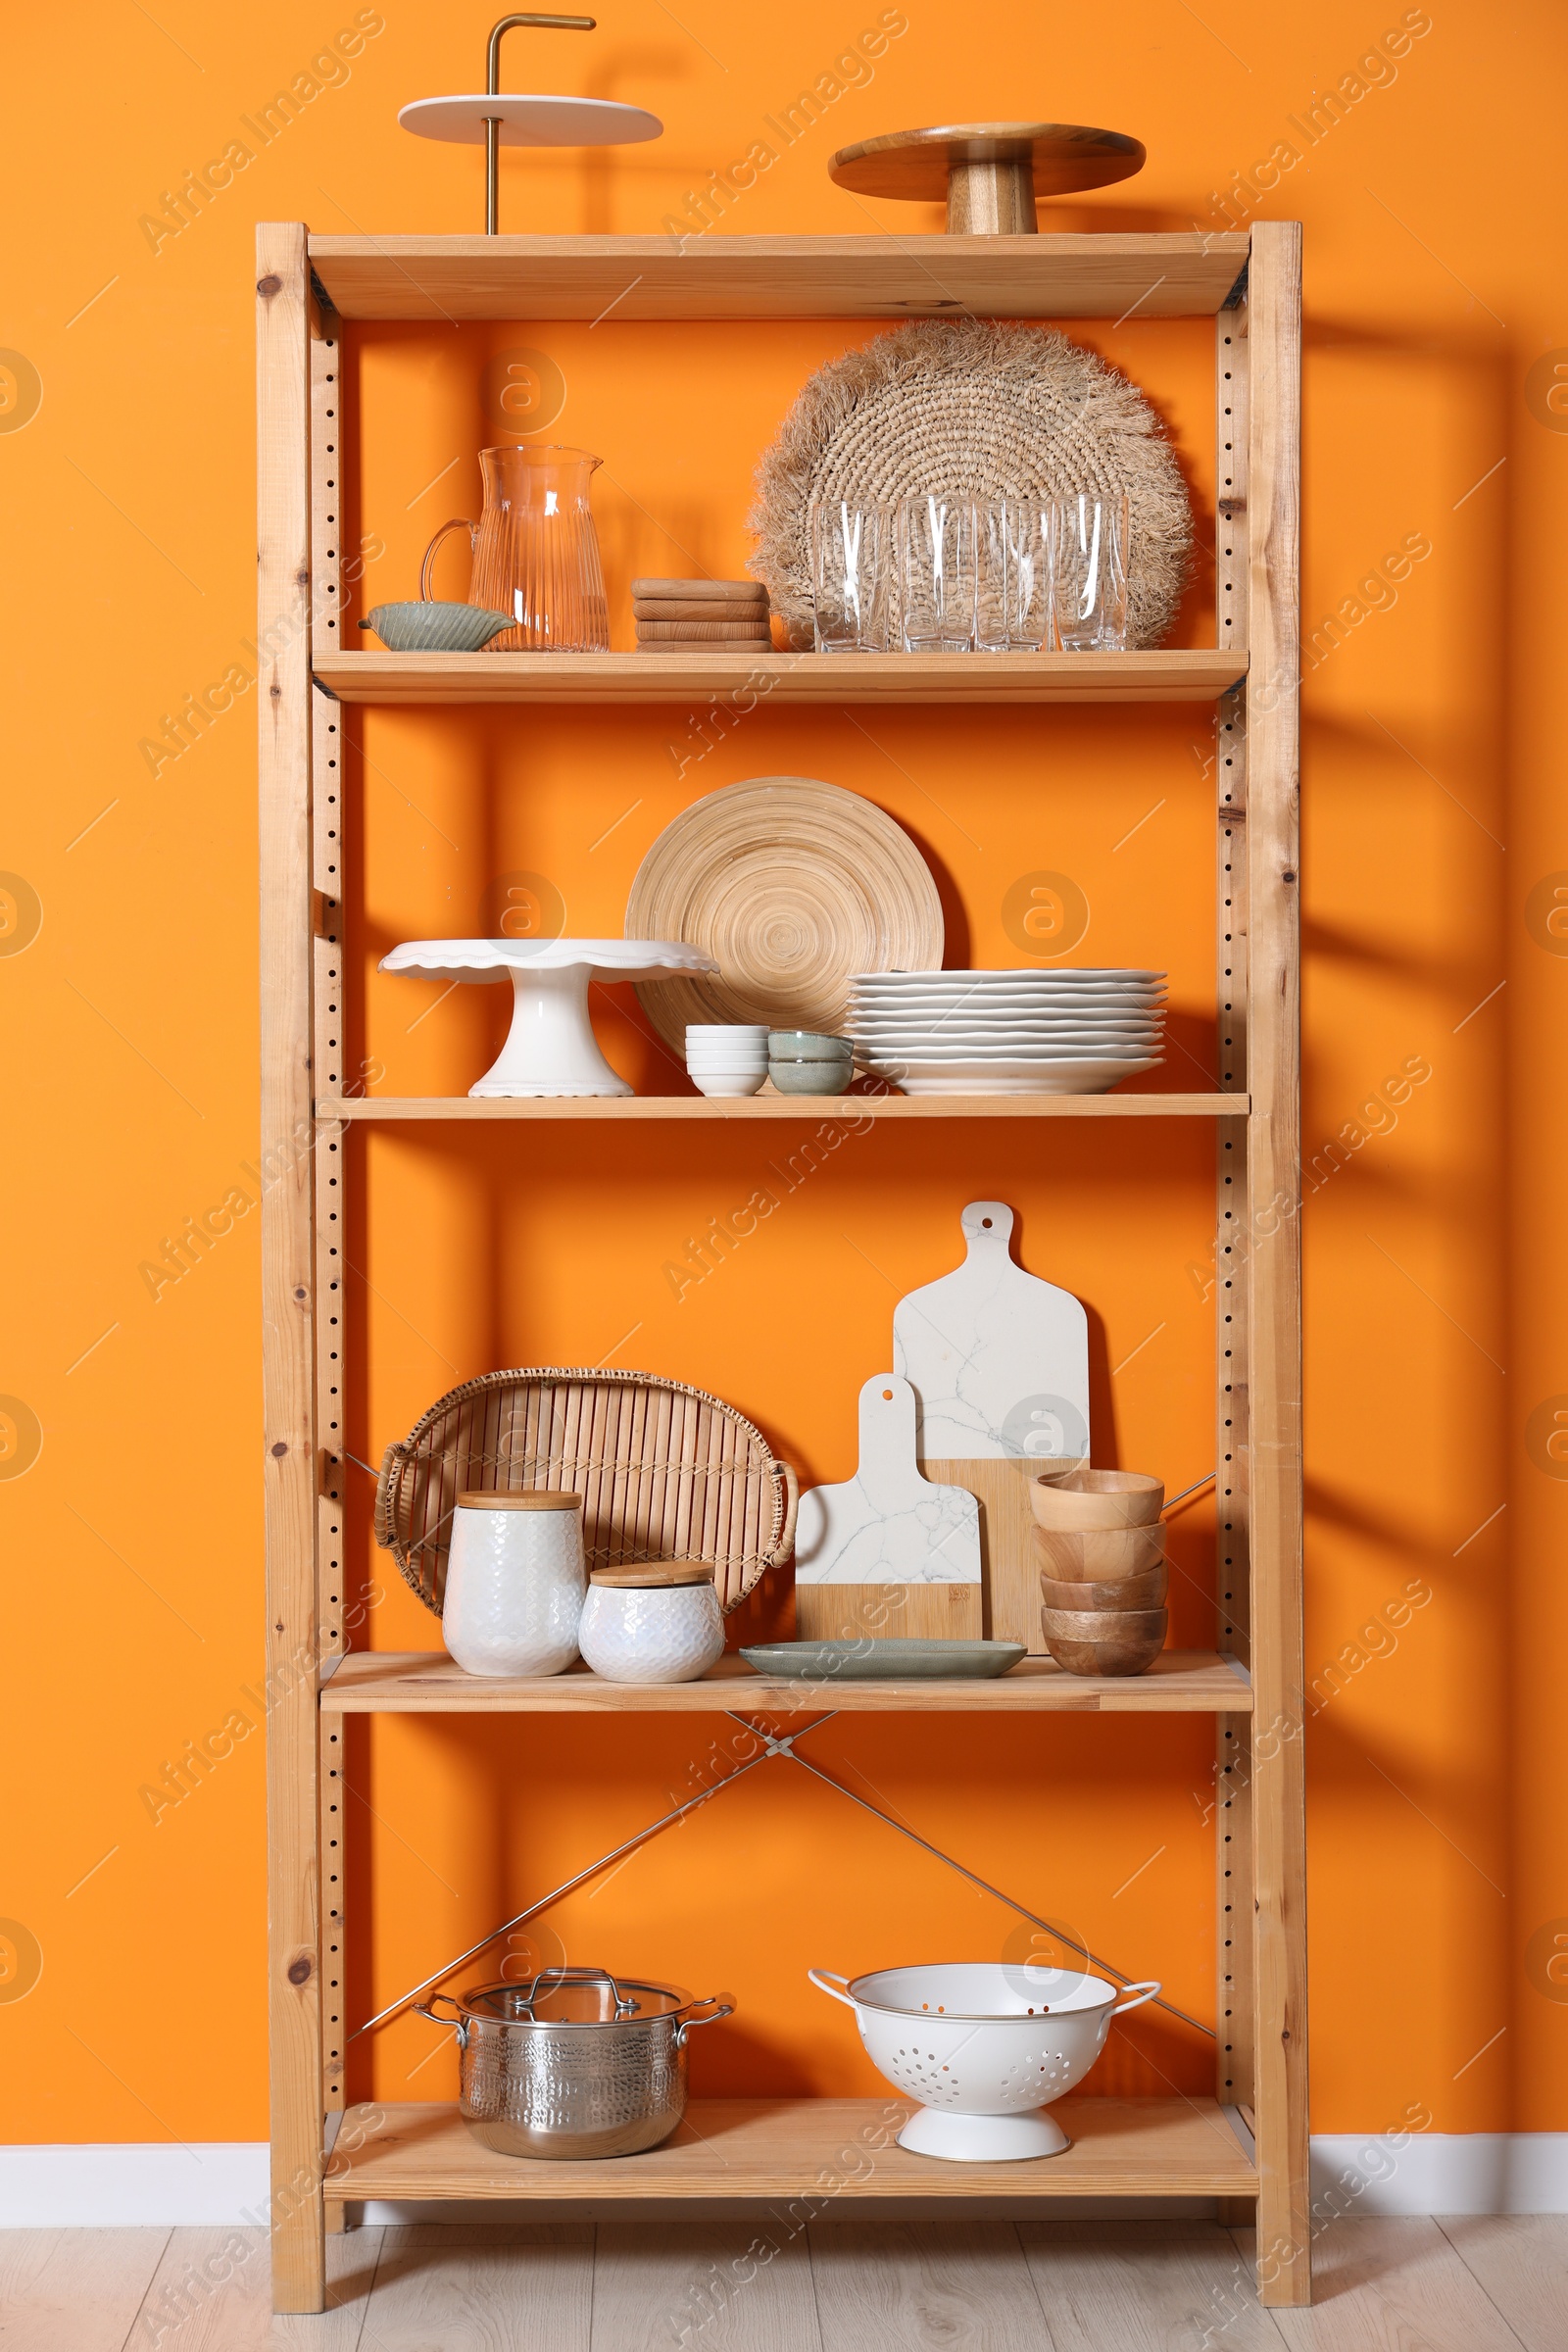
[416,1965,734,2159]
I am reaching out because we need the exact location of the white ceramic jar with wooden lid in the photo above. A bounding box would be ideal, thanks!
[577,1563,724,1684]
[442,1491,585,1678]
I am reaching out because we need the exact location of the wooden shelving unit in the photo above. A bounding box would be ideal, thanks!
[320,1092,1250,1123]
[315,648,1246,705]
[321,1649,1252,1716]
[321,2095,1257,2208]
[258,220,1304,2311]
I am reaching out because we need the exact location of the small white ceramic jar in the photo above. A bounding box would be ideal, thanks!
[442,1491,585,1678]
[577,1564,725,1685]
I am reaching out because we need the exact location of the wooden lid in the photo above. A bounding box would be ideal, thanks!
[828,122,1145,202]
[589,1561,716,1588]
[632,576,766,601]
[457,1490,582,1511]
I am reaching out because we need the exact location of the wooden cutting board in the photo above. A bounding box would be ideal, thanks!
[892,1201,1090,1651]
[794,1373,982,1642]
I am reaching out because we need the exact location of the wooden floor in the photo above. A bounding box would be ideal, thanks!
[1,2216,1563,2348]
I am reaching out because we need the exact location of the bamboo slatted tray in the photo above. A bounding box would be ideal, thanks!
[374,1367,799,1615]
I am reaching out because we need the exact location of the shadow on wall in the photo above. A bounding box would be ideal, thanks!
[1297,308,1515,2121]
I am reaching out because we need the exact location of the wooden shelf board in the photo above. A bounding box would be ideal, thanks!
[315,649,1245,706]
[307,232,1250,323]
[319,1093,1247,1123]
[322,2097,1257,2203]
[320,1649,1252,1715]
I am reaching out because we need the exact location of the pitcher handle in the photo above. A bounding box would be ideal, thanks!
[420,517,477,603]
[808,1968,858,2010]
[1111,1979,1161,2017]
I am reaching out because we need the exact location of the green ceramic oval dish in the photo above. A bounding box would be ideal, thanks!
[740,1640,1027,1681]
[360,602,515,653]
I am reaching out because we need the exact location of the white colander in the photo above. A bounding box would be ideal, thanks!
[808,1960,1160,2161]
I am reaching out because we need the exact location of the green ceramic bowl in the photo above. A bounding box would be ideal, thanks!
[360,602,514,653]
[768,1058,854,1097]
[768,1030,853,1059]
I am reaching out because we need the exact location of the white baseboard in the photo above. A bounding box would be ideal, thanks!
[1311,2133,1568,2216]
[0,2142,270,2229]
[3,2134,1565,2228]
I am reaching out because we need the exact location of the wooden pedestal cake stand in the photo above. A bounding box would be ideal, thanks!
[828,120,1145,235]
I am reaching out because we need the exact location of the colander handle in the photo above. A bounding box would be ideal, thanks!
[808,1968,857,2010]
[1112,1980,1161,2016]
[414,1992,469,2049]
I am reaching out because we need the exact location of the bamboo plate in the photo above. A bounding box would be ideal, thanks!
[625,776,944,1054]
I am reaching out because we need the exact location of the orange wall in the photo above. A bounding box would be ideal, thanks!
[5,0,1567,2147]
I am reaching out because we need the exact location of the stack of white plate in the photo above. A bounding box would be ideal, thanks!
[849,970,1167,1095]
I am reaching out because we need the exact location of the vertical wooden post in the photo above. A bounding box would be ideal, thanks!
[309,272,349,2153]
[1214,294,1256,2225]
[1241,219,1308,2307]
[257,221,326,2315]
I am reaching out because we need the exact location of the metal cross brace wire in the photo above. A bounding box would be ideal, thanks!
[352,1704,1212,2042]
[351,1713,839,2037]
[722,1712,1213,2041]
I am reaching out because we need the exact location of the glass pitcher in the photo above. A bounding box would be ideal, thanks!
[421,445,611,653]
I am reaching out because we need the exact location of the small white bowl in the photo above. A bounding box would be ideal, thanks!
[691,1071,767,1098]
[687,1024,768,1042]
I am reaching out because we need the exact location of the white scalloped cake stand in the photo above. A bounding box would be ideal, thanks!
[380,939,718,1098]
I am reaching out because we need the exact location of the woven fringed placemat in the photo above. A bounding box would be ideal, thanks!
[748,318,1193,652]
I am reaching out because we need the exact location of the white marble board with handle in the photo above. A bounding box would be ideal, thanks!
[892,1200,1091,1648]
[793,1373,982,1642]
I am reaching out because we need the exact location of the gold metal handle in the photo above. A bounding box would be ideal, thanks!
[484,14,597,234]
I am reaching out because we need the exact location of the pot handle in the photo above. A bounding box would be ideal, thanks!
[808,1968,858,2010]
[415,1991,469,2048]
[674,1992,735,2048]
[1111,1979,1161,2017]
[419,518,477,603]
[514,1965,639,2018]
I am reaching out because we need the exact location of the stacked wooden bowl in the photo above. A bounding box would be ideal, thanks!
[633,577,771,651]
[1030,1470,1166,1676]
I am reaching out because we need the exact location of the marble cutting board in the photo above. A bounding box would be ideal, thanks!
[892,1200,1091,1650]
[793,1373,982,1642]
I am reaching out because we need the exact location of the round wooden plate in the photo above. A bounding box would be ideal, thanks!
[625,777,944,1055]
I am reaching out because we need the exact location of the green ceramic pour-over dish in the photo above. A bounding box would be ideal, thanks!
[360,602,515,653]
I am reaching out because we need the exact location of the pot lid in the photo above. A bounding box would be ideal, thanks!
[460,1967,693,2024]
[589,1561,715,1588]
[457,1490,582,1511]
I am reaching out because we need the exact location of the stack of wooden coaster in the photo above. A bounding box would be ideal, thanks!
[633,577,771,651]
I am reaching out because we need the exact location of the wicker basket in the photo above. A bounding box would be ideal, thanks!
[374,1368,799,1618]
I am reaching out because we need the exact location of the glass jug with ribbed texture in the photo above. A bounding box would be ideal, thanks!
[420,444,611,653]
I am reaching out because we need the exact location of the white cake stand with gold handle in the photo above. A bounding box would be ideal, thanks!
[399,14,663,234]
